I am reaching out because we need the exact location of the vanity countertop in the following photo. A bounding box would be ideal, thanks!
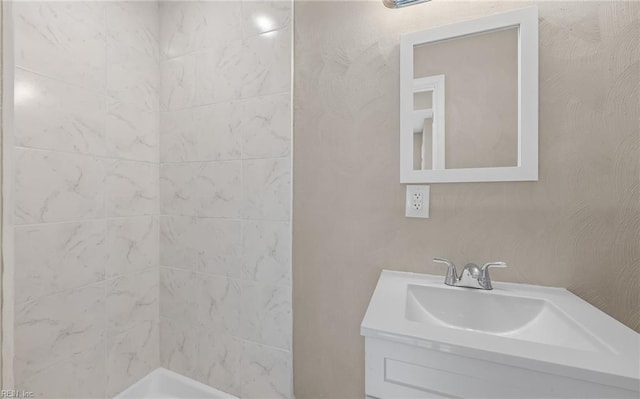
[361,270,640,392]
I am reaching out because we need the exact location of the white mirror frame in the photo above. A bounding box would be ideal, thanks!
[400,7,539,183]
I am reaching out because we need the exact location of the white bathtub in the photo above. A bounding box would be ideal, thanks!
[115,368,238,399]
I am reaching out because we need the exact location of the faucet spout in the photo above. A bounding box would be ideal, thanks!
[432,258,507,290]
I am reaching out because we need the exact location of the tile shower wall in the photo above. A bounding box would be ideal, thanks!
[12,2,160,397]
[158,1,292,398]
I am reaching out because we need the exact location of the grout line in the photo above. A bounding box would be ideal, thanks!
[288,0,295,378]
[159,89,290,115]
[14,214,161,228]
[159,89,291,114]
[3,0,17,388]
[157,315,292,355]
[159,154,291,165]
[154,6,163,372]
[235,336,292,355]
[158,264,291,289]
[237,4,248,391]
[14,266,158,307]
[14,145,159,165]
[13,214,290,228]
[160,25,291,63]
[14,66,109,97]
[102,4,109,394]
[13,146,289,167]
[156,214,291,223]
[15,66,159,115]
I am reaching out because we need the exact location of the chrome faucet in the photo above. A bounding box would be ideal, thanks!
[432,258,507,290]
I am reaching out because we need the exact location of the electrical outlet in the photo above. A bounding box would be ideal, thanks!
[405,185,429,218]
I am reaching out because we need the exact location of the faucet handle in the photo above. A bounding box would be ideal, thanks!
[481,261,507,271]
[433,257,454,267]
[478,262,506,289]
[432,257,458,285]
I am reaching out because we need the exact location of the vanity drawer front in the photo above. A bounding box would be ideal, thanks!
[365,337,638,399]
[384,357,519,398]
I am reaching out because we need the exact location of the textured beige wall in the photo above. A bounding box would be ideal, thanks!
[293,1,640,398]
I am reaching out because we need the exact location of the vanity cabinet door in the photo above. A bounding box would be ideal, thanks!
[364,337,637,399]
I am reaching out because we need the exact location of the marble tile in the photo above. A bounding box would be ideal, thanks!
[160,0,242,59]
[15,220,106,304]
[241,0,292,38]
[199,275,241,335]
[16,342,106,399]
[15,148,105,224]
[107,269,159,332]
[162,25,291,109]
[240,281,291,350]
[106,98,159,162]
[242,158,291,221]
[14,1,106,92]
[160,161,242,218]
[15,68,106,156]
[239,27,291,99]
[159,216,197,271]
[199,332,241,395]
[106,160,159,217]
[159,163,197,216]
[240,93,291,159]
[159,317,200,379]
[160,318,240,394]
[34,1,106,25]
[160,56,194,111]
[161,29,291,110]
[192,43,244,106]
[159,267,198,325]
[107,1,160,62]
[107,47,159,112]
[106,216,159,279]
[242,220,291,285]
[15,283,105,382]
[107,321,159,397]
[239,341,292,399]
[197,161,243,218]
[161,41,244,110]
[160,103,241,163]
[160,216,241,277]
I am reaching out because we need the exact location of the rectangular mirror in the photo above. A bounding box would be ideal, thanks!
[400,7,539,183]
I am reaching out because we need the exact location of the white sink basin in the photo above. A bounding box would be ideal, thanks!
[405,284,609,352]
[361,271,640,392]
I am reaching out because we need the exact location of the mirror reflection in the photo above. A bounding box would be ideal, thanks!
[412,27,519,170]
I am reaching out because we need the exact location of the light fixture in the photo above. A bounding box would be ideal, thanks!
[383,0,432,9]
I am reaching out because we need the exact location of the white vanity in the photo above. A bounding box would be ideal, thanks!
[360,271,640,398]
